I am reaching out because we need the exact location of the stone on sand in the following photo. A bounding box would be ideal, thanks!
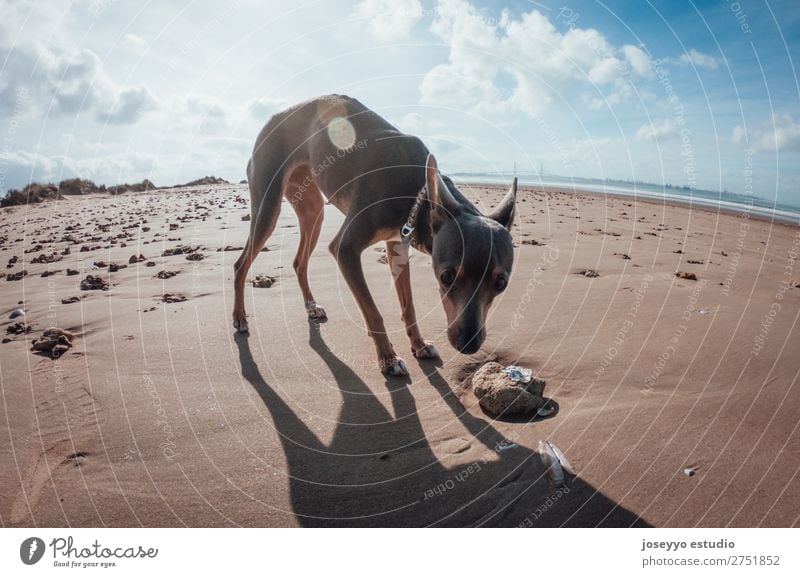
[31,327,74,358]
[80,275,109,291]
[252,274,275,288]
[471,362,546,416]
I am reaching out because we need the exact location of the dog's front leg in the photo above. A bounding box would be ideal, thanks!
[386,241,439,359]
[330,233,408,376]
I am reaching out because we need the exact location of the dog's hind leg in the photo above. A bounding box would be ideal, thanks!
[232,160,285,333]
[284,165,327,320]
[386,240,439,359]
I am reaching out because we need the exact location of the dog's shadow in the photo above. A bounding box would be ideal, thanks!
[235,323,647,527]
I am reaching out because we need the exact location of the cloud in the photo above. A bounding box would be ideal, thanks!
[355,0,423,41]
[733,114,800,153]
[420,0,652,118]
[122,33,147,50]
[623,45,653,77]
[0,11,156,125]
[0,149,157,190]
[679,48,721,70]
[636,118,677,142]
[395,112,445,135]
[246,96,290,121]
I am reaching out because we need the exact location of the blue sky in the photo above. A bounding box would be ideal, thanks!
[1,0,798,206]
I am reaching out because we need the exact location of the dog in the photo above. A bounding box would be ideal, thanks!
[234,94,516,375]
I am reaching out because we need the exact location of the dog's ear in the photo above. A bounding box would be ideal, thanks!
[489,177,517,230]
[426,154,460,230]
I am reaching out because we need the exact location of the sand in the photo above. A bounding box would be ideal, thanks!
[0,182,798,527]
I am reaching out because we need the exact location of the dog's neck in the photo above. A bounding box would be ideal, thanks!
[408,197,433,254]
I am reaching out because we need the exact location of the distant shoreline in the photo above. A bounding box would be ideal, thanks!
[459,177,800,227]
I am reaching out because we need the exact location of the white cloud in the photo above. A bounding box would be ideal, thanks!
[623,45,653,77]
[420,0,652,118]
[355,0,423,41]
[246,96,290,121]
[395,112,445,135]
[636,118,677,142]
[679,48,721,70]
[733,114,800,153]
[0,42,156,124]
[122,33,147,51]
[0,149,157,189]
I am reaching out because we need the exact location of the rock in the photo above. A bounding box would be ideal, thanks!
[578,269,600,278]
[252,274,275,288]
[145,261,156,267]
[108,263,127,272]
[31,252,62,264]
[162,245,195,257]
[80,275,109,290]
[156,270,179,279]
[471,362,546,416]
[9,308,25,319]
[185,252,204,261]
[7,322,32,335]
[521,239,543,246]
[31,327,74,358]
[675,271,698,281]
[61,296,81,304]
[161,293,187,303]
[129,254,146,264]
[6,270,28,281]
[241,214,251,221]
[66,268,80,276]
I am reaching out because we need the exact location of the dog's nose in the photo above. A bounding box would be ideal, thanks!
[454,329,484,354]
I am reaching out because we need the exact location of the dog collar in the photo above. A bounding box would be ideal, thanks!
[400,184,427,244]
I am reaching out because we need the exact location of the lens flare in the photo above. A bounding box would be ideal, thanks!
[327,116,356,151]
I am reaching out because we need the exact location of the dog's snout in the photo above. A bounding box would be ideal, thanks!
[450,328,485,354]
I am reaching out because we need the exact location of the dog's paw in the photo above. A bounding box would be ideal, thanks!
[305,301,327,321]
[382,356,409,377]
[412,342,439,359]
[233,317,249,333]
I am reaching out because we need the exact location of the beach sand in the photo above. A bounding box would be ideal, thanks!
[1,182,798,527]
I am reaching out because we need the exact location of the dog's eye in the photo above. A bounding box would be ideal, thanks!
[440,269,456,286]
[495,276,508,292]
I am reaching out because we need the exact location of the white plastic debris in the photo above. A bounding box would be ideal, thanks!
[502,365,533,383]
[547,441,575,476]
[538,440,565,487]
[496,440,519,452]
[683,467,696,477]
[9,308,25,319]
[536,401,556,418]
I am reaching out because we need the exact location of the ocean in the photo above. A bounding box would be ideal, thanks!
[454,173,800,225]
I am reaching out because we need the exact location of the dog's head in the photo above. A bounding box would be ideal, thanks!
[426,154,516,354]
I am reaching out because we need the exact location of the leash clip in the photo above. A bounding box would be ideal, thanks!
[400,223,415,238]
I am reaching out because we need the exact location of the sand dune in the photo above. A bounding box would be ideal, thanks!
[1,183,798,527]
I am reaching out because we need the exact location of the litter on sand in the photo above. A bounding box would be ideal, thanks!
[684,467,696,477]
[496,440,519,452]
[503,365,533,383]
[536,400,557,418]
[538,440,565,487]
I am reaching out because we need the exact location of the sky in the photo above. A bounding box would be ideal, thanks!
[1,0,799,207]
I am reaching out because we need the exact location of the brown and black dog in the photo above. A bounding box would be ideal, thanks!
[234,95,516,375]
